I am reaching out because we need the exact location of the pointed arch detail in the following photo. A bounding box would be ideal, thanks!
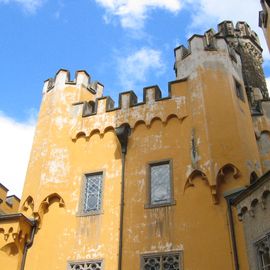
[185,169,209,190]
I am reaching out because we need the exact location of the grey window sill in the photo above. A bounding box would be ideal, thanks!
[144,200,176,209]
[76,210,104,217]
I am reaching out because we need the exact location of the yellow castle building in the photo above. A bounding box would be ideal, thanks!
[1,18,270,270]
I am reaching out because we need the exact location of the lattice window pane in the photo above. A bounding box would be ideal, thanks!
[256,236,270,270]
[163,254,180,270]
[150,163,171,205]
[68,260,103,270]
[143,255,161,270]
[84,173,103,213]
[142,253,181,270]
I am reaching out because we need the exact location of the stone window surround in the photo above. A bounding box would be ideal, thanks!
[254,232,270,270]
[67,259,103,270]
[233,77,245,102]
[140,250,183,270]
[77,170,105,217]
[145,159,176,209]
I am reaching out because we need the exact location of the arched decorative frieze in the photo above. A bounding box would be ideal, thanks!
[0,226,21,256]
[184,169,209,190]
[103,126,115,134]
[262,190,270,209]
[0,242,18,256]
[75,131,87,140]
[236,187,270,220]
[133,120,146,130]
[71,113,185,141]
[213,163,241,204]
[70,100,187,140]
[165,114,179,123]
[36,193,65,228]
[38,193,65,213]
[185,169,219,204]
[249,198,259,217]
[237,206,248,221]
[149,117,164,128]
[21,196,34,213]
[216,163,240,182]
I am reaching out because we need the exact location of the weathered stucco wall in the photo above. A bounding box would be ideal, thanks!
[1,20,269,270]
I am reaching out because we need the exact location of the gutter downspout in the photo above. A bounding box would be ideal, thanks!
[226,196,240,270]
[20,221,37,270]
[224,188,245,270]
[115,124,130,270]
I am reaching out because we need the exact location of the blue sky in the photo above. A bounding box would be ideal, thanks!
[0,0,268,196]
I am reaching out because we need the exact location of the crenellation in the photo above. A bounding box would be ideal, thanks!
[75,70,91,87]
[89,81,104,98]
[235,21,252,37]
[174,45,190,61]
[218,20,235,36]
[54,69,70,87]
[174,34,234,66]
[70,81,188,139]
[143,86,161,104]
[0,184,20,214]
[42,69,104,98]
[96,97,110,114]
[204,29,217,50]
[119,91,138,109]
[174,21,262,68]
[82,100,96,117]
[82,82,184,117]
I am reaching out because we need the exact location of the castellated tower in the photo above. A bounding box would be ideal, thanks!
[1,21,270,270]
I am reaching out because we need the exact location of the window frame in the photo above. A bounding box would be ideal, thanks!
[140,250,183,270]
[234,78,245,102]
[67,259,104,270]
[145,159,175,209]
[77,170,105,216]
[255,233,270,270]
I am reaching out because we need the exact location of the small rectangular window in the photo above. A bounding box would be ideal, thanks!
[78,172,103,216]
[67,260,103,270]
[141,251,182,270]
[148,161,173,207]
[234,79,245,102]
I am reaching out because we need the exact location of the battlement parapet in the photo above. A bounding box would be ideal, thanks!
[174,33,239,64]
[0,183,20,214]
[217,21,261,47]
[174,21,262,63]
[70,79,188,139]
[42,69,104,98]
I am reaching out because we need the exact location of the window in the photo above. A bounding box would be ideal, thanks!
[256,235,270,270]
[79,172,103,215]
[68,260,103,270]
[234,79,245,102]
[141,252,182,270]
[148,160,173,207]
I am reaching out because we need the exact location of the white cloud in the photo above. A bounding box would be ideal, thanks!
[184,0,269,60]
[117,47,165,90]
[95,0,182,29]
[0,0,44,13]
[0,112,35,198]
